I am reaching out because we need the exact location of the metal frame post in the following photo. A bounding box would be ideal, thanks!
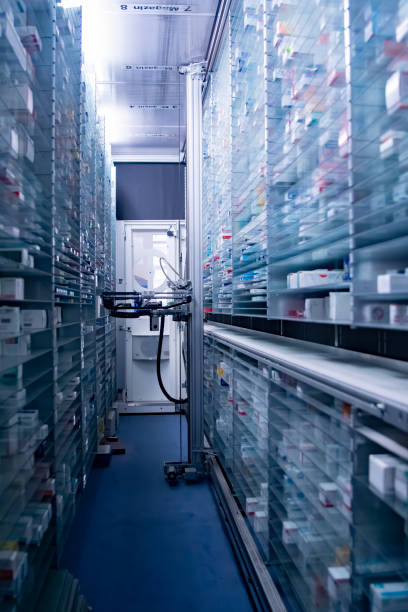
[183,62,205,469]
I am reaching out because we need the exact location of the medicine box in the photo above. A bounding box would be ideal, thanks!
[298,269,344,288]
[328,566,350,601]
[361,303,389,324]
[287,272,298,288]
[0,278,24,300]
[3,335,30,356]
[282,521,298,545]
[386,71,408,115]
[390,304,408,325]
[21,310,47,330]
[370,582,408,611]
[329,292,352,321]
[369,454,401,495]
[0,307,20,335]
[395,463,408,502]
[254,510,268,533]
[305,297,326,320]
[377,273,408,293]
[318,482,339,508]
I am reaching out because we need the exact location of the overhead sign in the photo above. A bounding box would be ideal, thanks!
[124,65,176,71]
[120,4,193,14]
[129,104,179,110]
[135,133,177,138]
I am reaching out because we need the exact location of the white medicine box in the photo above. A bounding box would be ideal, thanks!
[0,307,20,335]
[369,454,401,495]
[377,273,408,293]
[0,278,24,300]
[22,310,47,330]
[329,292,351,322]
[370,582,408,611]
[395,463,408,502]
[3,335,31,356]
[305,297,326,320]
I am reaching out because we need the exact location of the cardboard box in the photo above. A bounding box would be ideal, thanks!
[377,273,408,293]
[21,310,47,330]
[329,292,351,321]
[0,307,20,334]
[0,278,24,300]
[369,454,401,495]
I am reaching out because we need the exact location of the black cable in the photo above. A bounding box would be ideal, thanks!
[157,315,188,405]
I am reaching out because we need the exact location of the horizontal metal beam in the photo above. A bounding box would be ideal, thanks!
[112,154,184,163]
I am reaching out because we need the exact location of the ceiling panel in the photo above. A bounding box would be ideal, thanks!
[83,0,219,155]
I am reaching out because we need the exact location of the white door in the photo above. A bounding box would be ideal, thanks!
[117,221,185,405]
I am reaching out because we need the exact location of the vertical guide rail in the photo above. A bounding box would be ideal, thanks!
[184,63,205,469]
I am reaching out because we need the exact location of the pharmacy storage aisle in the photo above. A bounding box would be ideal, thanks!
[61,415,255,612]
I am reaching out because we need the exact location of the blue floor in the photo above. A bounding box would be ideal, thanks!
[61,414,254,612]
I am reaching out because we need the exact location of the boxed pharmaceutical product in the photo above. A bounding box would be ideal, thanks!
[3,335,30,356]
[369,454,401,495]
[0,306,20,334]
[318,482,339,508]
[386,71,408,115]
[377,273,408,293]
[287,272,298,288]
[21,309,47,330]
[0,421,18,456]
[10,516,33,546]
[328,566,351,602]
[361,303,389,324]
[55,306,62,324]
[254,510,268,533]
[389,304,408,325]
[0,365,23,391]
[282,521,298,545]
[329,292,352,321]
[395,463,408,502]
[0,277,24,299]
[305,297,326,320]
[370,582,408,611]
[298,269,344,288]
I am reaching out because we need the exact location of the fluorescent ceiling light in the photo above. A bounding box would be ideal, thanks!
[59,0,82,7]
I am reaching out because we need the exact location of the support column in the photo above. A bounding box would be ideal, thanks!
[182,62,205,469]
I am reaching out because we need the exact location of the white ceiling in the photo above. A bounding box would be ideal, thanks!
[82,1,219,156]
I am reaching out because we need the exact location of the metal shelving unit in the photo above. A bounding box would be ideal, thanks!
[0,2,115,609]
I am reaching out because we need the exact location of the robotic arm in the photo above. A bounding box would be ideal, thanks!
[101,289,192,404]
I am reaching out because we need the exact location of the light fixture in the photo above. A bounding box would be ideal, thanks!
[59,0,82,7]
